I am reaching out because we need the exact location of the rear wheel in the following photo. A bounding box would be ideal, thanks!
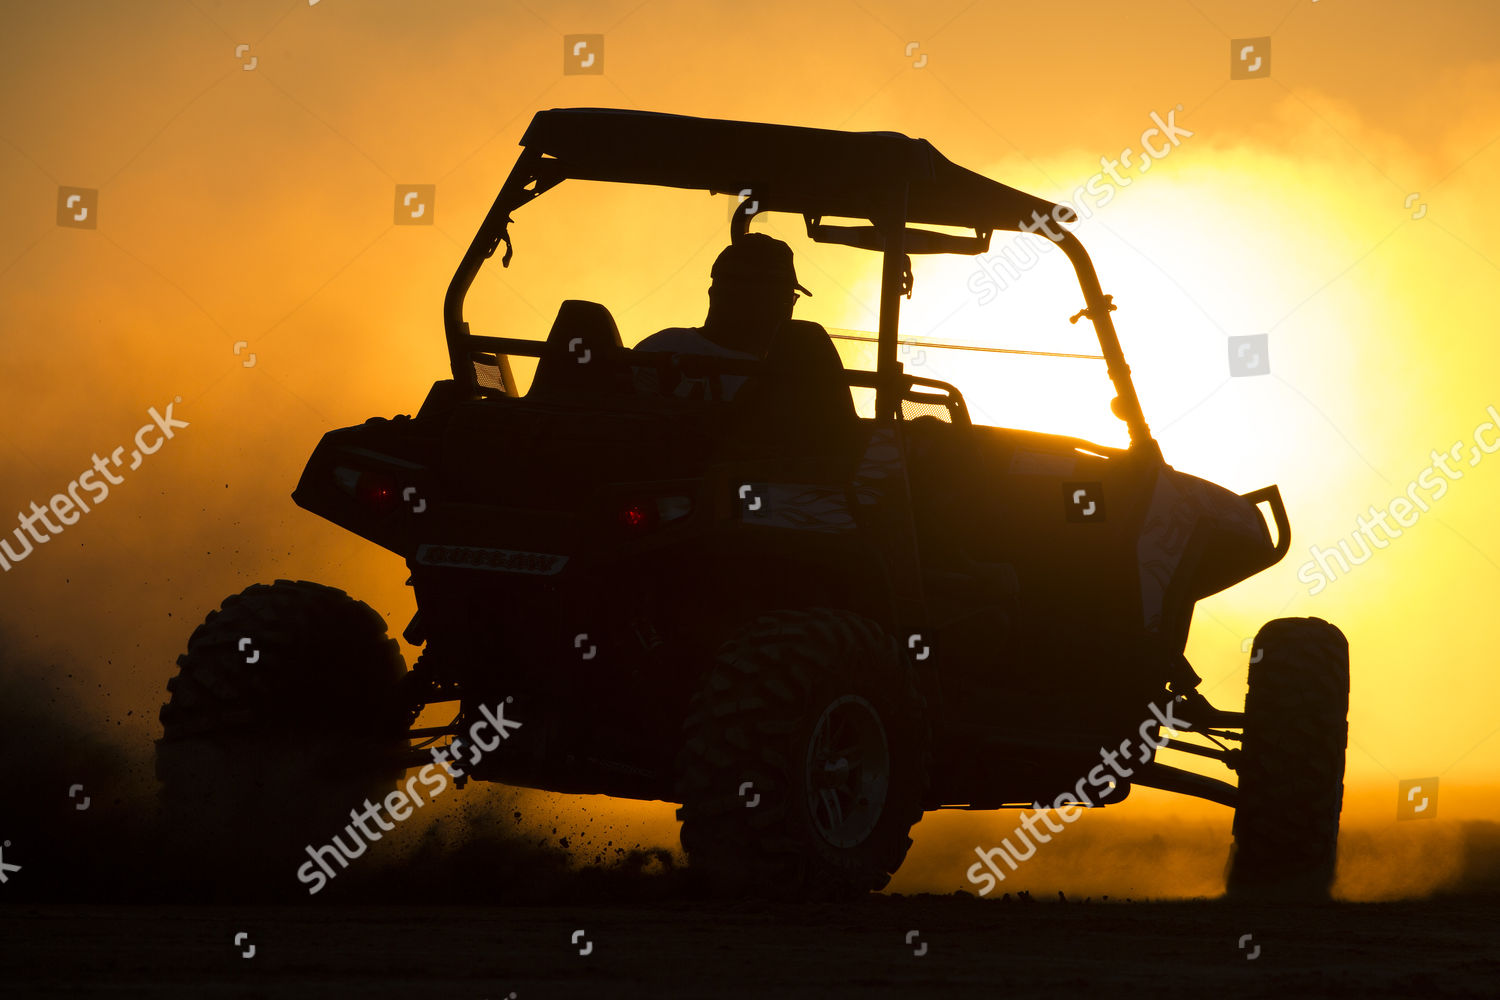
[675,609,930,900]
[1227,617,1349,899]
[155,580,412,897]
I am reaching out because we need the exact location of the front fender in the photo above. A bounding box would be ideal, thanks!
[1138,470,1289,641]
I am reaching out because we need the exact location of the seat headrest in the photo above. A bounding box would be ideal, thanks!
[530,300,631,398]
[763,319,845,376]
[731,319,857,450]
[547,300,623,351]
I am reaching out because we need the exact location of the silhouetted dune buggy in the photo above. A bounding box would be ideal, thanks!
[158,109,1348,900]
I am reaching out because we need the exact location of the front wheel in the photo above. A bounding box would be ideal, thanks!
[1227,616,1349,899]
[675,609,930,900]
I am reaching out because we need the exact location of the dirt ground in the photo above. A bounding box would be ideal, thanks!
[5,892,1498,999]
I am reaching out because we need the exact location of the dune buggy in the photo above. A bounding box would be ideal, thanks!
[157,109,1348,899]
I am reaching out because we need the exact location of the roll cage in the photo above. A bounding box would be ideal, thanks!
[442,108,1159,456]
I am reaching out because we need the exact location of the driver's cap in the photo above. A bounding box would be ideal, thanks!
[711,234,812,296]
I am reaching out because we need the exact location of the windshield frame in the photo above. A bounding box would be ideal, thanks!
[443,145,1159,458]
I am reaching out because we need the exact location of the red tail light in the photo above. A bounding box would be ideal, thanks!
[357,471,399,514]
[609,494,690,535]
[618,501,656,532]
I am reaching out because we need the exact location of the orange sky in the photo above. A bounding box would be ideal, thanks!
[2,0,1498,897]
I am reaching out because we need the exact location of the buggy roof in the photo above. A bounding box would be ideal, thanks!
[519,108,1071,232]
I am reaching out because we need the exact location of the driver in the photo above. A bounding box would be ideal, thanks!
[635,233,811,400]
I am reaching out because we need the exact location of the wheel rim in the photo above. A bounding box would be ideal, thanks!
[804,694,890,848]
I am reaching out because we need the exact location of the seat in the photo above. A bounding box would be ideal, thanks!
[731,319,859,459]
[528,300,635,400]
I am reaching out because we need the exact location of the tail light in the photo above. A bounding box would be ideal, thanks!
[618,501,657,533]
[612,495,692,535]
[357,471,400,514]
[333,464,400,515]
